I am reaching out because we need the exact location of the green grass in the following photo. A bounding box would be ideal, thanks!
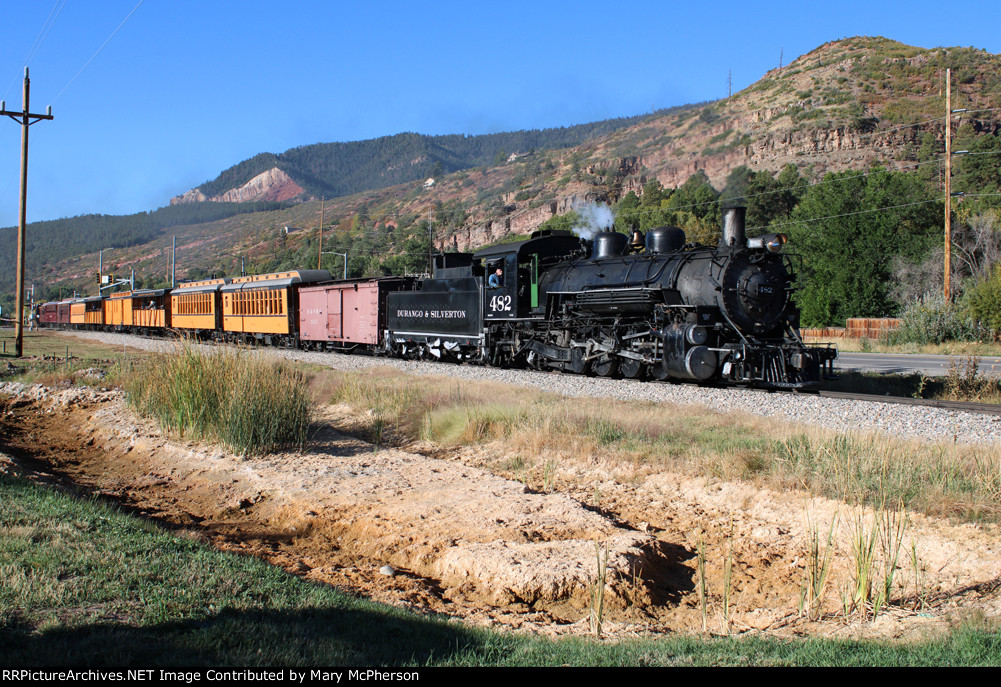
[0,469,511,667]
[120,342,311,454]
[2,468,1000,667]
[0,329,131,382]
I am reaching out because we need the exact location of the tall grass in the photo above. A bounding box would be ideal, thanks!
[121,342,311,454]
[942,356,1001,403]
[779,432,1001,520]
[801,508,838,620]
[589,541,609,639]
[842,504,909,621]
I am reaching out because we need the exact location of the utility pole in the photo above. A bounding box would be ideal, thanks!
[945,68,952,301]
[317,196,325,270]
[1,68,54,357]
[321,251,347,279]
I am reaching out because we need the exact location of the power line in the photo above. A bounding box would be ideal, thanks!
[1,0,66,103]
[22,1,66,69]
[0,0,66,156]
[51,0,145,104]
[754,199,941,231]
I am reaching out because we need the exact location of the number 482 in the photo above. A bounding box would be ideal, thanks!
[489,294,512,312]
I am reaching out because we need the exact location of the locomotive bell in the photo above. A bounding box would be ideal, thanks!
[629,229,645,253]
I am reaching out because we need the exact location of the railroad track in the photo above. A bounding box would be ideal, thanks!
[818,390,1001,416]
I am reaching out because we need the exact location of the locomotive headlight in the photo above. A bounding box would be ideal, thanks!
[747,233,787,253]
[766,234,788,253]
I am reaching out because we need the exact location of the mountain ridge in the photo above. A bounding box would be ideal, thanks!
[4,36,1000,309]
[172,117,677,205]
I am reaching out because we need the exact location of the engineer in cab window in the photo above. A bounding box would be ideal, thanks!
[488,267,503,289]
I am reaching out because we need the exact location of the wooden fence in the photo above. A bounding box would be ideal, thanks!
[801,318,901,340]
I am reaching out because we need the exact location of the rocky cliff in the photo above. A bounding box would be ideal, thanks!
[171,167,303,205]
[166,36,1000,258]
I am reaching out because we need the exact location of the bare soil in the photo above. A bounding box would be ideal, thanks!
[2,384,999,641]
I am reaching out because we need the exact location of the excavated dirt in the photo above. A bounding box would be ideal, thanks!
[1,383,1000,640]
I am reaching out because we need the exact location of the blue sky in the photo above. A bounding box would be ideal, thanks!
[1,0,999,228]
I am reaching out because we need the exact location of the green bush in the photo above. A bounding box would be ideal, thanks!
[121,342,311,454]
[962,268,1001,337]
[884,296,991,345]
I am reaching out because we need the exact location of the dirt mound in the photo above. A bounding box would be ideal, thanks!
[2,385,1000,639]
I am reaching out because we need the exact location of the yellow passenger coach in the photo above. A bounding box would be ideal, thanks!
[221,270,330,345]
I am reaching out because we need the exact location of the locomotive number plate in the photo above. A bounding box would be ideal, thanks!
[489,295,512,312]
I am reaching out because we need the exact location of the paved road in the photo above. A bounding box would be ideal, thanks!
[837,352,1001,377]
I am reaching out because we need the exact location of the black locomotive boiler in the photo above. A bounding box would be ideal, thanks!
[385,207,836,389]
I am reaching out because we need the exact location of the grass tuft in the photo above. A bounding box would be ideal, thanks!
[120,341,311,454]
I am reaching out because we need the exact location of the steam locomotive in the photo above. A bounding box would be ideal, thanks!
[38,207,835,389]
[385,206,836,388]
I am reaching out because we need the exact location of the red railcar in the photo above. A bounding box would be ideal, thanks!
[298,277,416,350]
[39,302,60,326]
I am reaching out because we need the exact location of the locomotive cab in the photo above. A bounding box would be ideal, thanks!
[472,230,581,320]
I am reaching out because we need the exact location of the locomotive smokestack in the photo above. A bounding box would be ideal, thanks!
[720,206,746,249]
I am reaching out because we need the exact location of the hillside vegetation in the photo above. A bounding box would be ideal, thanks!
[193,115,675,200]
[4,37,1001,332]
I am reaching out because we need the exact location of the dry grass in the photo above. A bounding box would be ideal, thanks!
[318,367,1001,524]
[942,356,1001,404]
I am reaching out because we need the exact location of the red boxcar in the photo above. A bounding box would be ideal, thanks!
[39,302,60,326]
[57,301,73,325]
[298,277,416,349]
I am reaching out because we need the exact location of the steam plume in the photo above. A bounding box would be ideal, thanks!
[571,202,615,240]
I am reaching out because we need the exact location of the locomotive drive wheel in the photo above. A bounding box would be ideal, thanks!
[619,358,645,379]
[569,347,589,374]
[592,355,618,378]
[650,364,669,381]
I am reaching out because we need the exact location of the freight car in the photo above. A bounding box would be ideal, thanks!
[298,277,417,351]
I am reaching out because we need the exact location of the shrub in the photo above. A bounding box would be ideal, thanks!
[962,268,1001,337]
[884,296,991,345]
[121,342,311,454]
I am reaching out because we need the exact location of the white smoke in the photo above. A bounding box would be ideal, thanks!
[571,202,615,240]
